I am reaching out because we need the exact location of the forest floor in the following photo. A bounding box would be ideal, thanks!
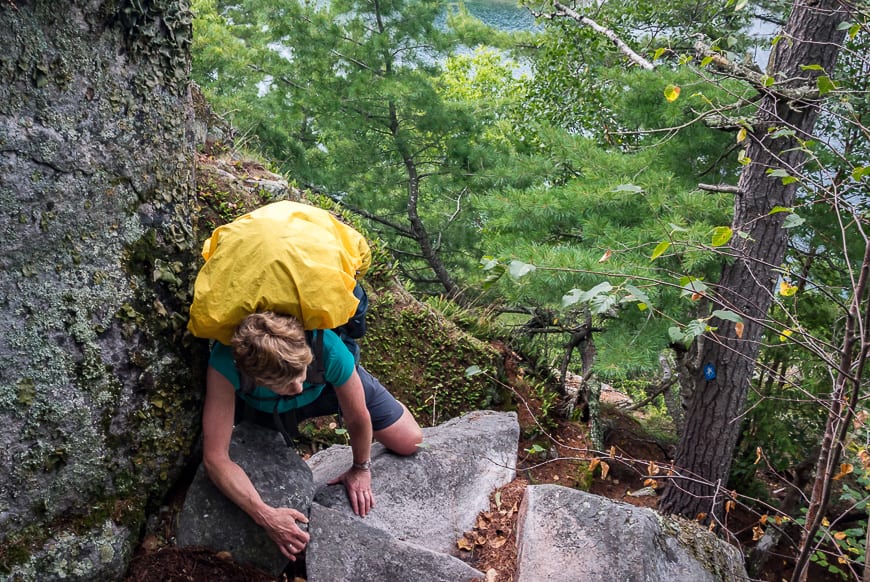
[123,347,833,582]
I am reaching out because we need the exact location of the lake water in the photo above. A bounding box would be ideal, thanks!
[450,0,538,32]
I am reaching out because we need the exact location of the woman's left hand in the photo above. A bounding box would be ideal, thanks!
[328,467,374,516]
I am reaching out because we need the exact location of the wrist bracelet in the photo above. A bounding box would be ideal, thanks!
[352,460,372,471]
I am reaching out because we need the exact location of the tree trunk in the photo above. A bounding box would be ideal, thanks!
[0,2,200,578]
[792,240,870,582]
[659,0,849,519]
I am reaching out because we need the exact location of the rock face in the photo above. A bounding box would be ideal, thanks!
[178,412,748,582]
[515,485,749,582]
[176,424,315,575]
[307,504,483,582]
[310,410,520,554]
[177,411,520,580]
[0,2,201,580]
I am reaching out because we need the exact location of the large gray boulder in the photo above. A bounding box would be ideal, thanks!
[310,410,519,554]
[0,2,200,580]
[516,485,748,582]
[176,423,315,576]
[307,503,483,582]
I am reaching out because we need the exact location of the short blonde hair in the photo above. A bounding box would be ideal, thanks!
[231,312,313,388]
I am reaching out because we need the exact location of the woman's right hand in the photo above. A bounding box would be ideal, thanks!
[259,506,310,560]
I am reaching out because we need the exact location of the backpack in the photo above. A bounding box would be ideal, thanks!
[188,200,371,345]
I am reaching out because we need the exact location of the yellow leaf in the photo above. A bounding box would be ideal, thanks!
[600,461,610,480]
[644,478,658,489]
[779,329,793,342]
[823,517,831,527]
[664,84,681,102]
[760,514,768,525]
[735,321,745,339]
[737,127,747,142]
[752,526,765,541]
[838,556,849,564]
[833,463,854,480]
[834,531,847,540]
[779,280,798,296]
[598,249,612,263]
[755,446,763,465]
[725,500,735,513]
[651,240,671,260]
[589,458,601,471]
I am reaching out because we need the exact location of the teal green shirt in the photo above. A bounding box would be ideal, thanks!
[209,329,355,413]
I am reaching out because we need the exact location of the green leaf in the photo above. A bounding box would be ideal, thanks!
[591,293,617,315]
[782,213,805,229]
[712,309,743,323]
[768,206,793,215]
[711,226,733,247]
[770,128,796,139]
[685,319,709,339]
[481,264,506,289]
[586,281,614,298]
[651,241,671,260]
[852,166,868,181]
[653,47,666,61]
[624,284,653,310]
[817,76,837,96]
[612,183,644,193]
[508,260,536,280]
[767,168,798,185]
[668,326,685,343]
[680,278,709,296]
[800,64,825,72]
[664,84,681,102]
[668,223,688,232]
[480,256,499,270]
[762,75,774,87]
[701,56,713,67]
[734,0,748,10]
[562,288,584,308]
[465,365,483,377]
[737,149,751,165]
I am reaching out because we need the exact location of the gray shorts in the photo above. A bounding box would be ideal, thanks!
[237,365,404,433]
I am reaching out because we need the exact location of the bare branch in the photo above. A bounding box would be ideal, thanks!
[698,183,741,194]
[550,2,655,70]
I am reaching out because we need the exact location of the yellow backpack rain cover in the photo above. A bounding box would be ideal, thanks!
[188,201,371,345]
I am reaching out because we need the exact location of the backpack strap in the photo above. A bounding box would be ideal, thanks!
[305,329,326,385]
[236,371,297,446]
